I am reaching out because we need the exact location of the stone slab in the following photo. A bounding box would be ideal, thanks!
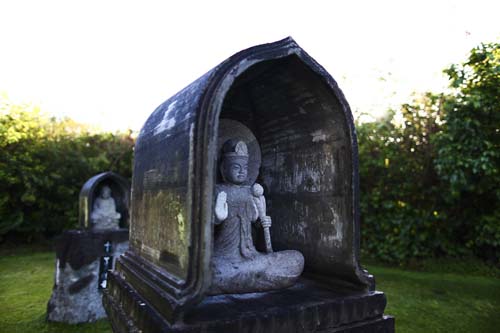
[46,229,129,323]
[103,273,394,332]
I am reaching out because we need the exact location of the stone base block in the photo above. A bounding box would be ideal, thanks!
[103,272,394,332]
[46,229,128,323]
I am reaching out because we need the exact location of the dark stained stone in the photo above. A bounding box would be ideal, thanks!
[68,274,94,294]
[55,229,128,271]
[104,274,394,332]
[47,229,129,323]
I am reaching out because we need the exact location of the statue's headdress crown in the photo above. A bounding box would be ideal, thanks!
[222,139,249,159]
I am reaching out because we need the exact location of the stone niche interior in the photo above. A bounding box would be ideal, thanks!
[88,181,129,229]
[217,54,359,287]
[79,172,131,230]
[92,181,129,228]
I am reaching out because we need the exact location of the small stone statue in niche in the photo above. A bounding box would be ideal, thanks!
[90,186,121,230]
[209,139,304,295]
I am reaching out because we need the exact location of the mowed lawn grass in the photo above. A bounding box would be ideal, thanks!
[1,248,499,333]
[0,249,112,333]
[366,264,500,332]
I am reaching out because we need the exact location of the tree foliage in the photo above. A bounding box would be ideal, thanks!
[435,43,500,261]
[0,95,134,241]
[358,95,449,262]
[358,42,500,264]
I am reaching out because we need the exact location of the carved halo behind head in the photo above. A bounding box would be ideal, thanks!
[217,119,261,185]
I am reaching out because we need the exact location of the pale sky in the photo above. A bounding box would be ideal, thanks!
[1,0,498,131]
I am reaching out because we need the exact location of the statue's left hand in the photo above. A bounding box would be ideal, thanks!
[260,216,272,228]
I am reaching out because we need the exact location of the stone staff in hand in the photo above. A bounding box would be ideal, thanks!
[252,183,273,253]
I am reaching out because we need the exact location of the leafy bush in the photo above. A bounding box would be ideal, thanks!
[358,95,451,262]
[0,95,134,241]
[434,43,500,262]
[358,42,500,264]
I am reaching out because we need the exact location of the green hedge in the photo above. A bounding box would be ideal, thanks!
[358,42,500,264]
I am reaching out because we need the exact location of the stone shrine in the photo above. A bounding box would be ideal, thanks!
[79,171,130,230]
[46,172,130,323]
[103,38,394,332]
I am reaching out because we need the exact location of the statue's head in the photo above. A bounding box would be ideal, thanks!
[220,140,249,185]
[101,185,112,199]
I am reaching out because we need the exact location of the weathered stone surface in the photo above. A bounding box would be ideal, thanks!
[54,229,128,270]
[46,230,128,323]
[104,274,394,332]
[68,274,94,294]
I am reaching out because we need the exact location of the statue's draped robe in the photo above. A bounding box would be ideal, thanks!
[209,183,304,295]
[214,184,259,259]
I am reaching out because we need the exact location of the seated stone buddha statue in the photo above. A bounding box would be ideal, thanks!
[90,185,121,230]
[208,139,304,295]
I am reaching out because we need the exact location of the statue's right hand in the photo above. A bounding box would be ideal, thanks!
[215,191,228,222]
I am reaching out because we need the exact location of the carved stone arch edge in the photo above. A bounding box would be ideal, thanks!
[186,37,372,312]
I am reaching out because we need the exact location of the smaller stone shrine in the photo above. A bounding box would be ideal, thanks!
[79,171,130,230]
[46,172,130,323]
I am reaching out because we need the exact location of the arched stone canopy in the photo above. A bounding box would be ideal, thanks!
[79,171,131,229]
[216,55,367,288]
[122,37,372,323]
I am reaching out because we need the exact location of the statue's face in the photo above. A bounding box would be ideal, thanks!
[223,158,248,185]
[101,187,111,198]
